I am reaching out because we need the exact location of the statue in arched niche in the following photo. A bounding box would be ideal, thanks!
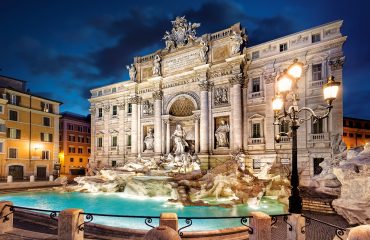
[171,123,188,155]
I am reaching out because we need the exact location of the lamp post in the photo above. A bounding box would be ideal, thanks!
[272,59,341,213]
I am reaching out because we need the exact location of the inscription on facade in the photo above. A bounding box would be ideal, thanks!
[163,50,201,74]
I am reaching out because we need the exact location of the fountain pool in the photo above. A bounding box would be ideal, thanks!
[0,191,286,231]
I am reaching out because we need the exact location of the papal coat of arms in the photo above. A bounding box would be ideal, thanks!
[163,16,200,50]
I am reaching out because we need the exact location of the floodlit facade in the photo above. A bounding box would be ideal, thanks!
[342,117,370,148]
[89,18,346,182]
[59,112,91,175]
[0,76,61,180]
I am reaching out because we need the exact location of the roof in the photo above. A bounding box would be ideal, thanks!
[61,111,90,121]
[343,116,370,122]
[1,86,63,104]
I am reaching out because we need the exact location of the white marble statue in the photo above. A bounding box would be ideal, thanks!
[215,120,230,148]
[126,64,137,82]
[142,100,154,115]
[144,128,154,151]
[171,124,188,155]
[152,55,161,76]
[230,31,244,55]
[199,38,209,63]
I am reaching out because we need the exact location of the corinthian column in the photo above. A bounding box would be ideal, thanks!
[230,74,243,151]
[199,80,212,153]
[129,95,141,155]
[153,90,163,155]
[193,114,200,153]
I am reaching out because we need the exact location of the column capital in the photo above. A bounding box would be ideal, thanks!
[193,113,201,122]
[89,107,96,114]
[118,101,125,110]
[152,90,163,100]
[263,72,277,85]
[229,73,243,86]
[198,80,213,91]
[128,95,142,104]
[103,104,110,112]
[329,56,345,71]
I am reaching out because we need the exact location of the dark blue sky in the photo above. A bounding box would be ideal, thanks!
[1,0,370,118]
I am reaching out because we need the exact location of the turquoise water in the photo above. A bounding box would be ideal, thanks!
[0,191,286,231]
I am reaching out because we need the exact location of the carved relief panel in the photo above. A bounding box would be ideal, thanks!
[213,85,230,106]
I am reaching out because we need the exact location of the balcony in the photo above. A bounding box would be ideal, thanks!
[311,80,324,88]
[309,132,329,141]
[248,91,264,99]
[249,138,264,144]
[280,136,291,143]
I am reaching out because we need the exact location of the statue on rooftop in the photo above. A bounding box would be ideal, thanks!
[126,64,137,82]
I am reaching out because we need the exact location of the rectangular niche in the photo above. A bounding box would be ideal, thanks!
[214,116,230,149]
[143,125,154,153]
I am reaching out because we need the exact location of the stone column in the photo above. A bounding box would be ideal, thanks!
[58,208,84,240]
[0,201,13,234]
[153,90,163,155]
[193,114,200,153]
[230,74,243,151]
[165,119,171,154]
[129,96,141,155]
[199,80,212,153]
[287,214,306,240]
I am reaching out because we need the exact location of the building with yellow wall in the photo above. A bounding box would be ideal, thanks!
[343,117,370,149]
[59,112,90,175]
[0,75,61,180]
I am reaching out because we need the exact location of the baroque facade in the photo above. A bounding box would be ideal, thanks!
[89,17,346,182]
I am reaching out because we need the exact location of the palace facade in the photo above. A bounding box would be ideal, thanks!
[89,18,345,182]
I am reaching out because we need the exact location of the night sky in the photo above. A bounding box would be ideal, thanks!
[1,0,370,118]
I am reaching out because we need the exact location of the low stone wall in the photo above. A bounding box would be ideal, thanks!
[0,181,62,191]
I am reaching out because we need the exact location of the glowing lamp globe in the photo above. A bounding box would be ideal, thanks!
[323,76,340,104]
[287,59,304,79]
[272,95,284,112]
[277,73,293,94]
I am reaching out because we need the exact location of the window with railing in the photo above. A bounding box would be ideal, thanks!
[312,63,322,81]
[252,123,261,138]
[9,110,18,121]
[97,137,103,148]
[8,148,18,158]
[312,118,323,134]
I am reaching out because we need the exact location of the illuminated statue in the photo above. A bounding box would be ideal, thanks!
[171,124,188,155]
[215,120,230,148]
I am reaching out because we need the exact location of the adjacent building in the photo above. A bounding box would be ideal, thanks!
[59,112,91,175]
[0,75,61,180]
[342,117,370,148]
[89,17,345,183]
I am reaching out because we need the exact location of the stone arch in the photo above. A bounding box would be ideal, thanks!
[165,92,200,115]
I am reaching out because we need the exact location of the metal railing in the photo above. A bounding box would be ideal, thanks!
[301,214,347,240]
[1,205,59,222]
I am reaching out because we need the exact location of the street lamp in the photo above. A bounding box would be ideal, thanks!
[272,59,341,214]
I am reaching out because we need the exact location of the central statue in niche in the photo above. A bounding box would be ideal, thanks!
[171,123,188,154]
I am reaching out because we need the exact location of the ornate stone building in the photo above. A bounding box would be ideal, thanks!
[89,17,346,182]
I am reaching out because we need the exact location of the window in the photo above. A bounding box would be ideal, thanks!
[68,147,76,153]
[78,136,84,143]
[0,124,5,133]
[9,110,18,121]
[356,134,362,138]
[78,147,83,154]
[70,158,74,162]
[343,132,347,137]
[41,133,53,142]
[313,158,324,175]
[67,124,74,131]
[127,135,131,146]
[97,137,103,147]
[0,105,3,114]
[8,148,17,158]
[349,121,353,127]
[365,135,370,139]
[77,125,83,132]
[252,78,260,93]
[311,33,321,43]
[42,150,50,160]
[112,88,117,93]
[0,142,3,153]
[7,128,21,139]
[112,136,117,147]
[87,127,91,133]
[98,108,103,118]
[97,91,102,96]
[279,43,287,52]
[112,105,118,116]
[68,135,75,142]
[280,121,290,133]
[41,102,52,113]
[253,159,261,169]
[349,133,354,137]
[43,117,50,127]
[252,123,261,138]
[86,137,90,144]
[112,161,117,167]
[251,51,259,60]
[312,118,323,134]
[79,158,83,163]
[87,148,91,154]
[10,95,20,105]
[127,104,132,114]
[312,64,322,81]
